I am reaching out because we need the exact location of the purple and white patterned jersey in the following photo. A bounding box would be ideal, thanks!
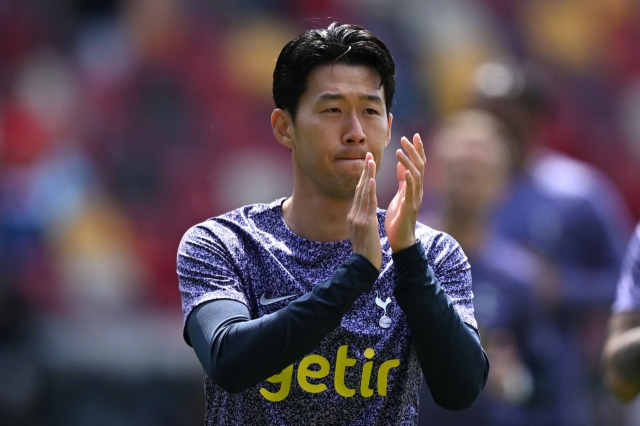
[178,199,476,425]
[613,222,640,313]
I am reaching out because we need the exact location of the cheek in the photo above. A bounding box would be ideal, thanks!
[373,149,385,171]
[292,139,330,177]
[369,130,389,163]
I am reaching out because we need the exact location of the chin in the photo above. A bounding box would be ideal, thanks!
[322,176,358,200]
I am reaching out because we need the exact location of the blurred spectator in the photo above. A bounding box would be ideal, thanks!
[473,60,633,425]
[418,110,560,425]
[603,222,640,402]
[0,0,638,424]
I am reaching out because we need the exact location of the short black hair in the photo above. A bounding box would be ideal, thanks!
[273,22,396,120]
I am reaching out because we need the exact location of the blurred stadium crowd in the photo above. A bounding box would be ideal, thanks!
[1,0,640,425]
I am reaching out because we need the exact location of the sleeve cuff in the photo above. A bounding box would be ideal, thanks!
[347,253,381,283]
[391,240,426,275]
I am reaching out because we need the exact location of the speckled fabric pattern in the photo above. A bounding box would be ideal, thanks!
[178,198,476,426]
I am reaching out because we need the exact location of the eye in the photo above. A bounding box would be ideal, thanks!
[364,108,379,115]
[324,108,341,113]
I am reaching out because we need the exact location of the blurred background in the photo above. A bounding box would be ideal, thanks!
[0,0,639,425]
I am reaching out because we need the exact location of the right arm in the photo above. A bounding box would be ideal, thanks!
[603,311,640,402]
[603,223,640,402]
[187,255,378,393]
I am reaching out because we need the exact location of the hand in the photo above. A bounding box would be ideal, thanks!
[348,152,382,271]
[385,134,426,253]
[485,330,534,404]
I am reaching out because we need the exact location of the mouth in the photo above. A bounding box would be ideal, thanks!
[334,151,370,170]
[335,153,367,161]
[335,158,366,168]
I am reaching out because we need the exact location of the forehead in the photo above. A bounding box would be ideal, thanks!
[302,64,384,101]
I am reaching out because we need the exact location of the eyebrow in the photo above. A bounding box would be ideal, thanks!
[318,93,384,103]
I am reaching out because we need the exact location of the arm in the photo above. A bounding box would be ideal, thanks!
[603,223,640,402]
[187,254,378,393]
[537,190,632,308]
[603,311,640,402]
[392,241,489,410]
[558,202,628,306]
[385,134,488,409]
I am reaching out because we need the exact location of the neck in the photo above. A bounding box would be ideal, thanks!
[282,190,354,242]
[439,206,486,256]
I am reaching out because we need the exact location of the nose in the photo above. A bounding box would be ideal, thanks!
[342,112,366,144]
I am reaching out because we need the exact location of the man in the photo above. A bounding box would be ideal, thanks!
[418,110,563,426]
[178,23,488,425]
[603,222,640,403]
[472,60,632,425]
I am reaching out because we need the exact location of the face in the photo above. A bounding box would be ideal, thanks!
[272,64,392,199]
[432,113,510,214]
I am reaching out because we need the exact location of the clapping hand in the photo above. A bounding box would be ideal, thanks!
[348,134,425,268]
[348,152,382,270]
[385,134,426,253]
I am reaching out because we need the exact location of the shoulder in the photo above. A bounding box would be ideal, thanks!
[415,222,467,267]
[528,149,633,231]
[410,222,471,282]
[178,200,284,256]
[413,222,477,328]
[531,149,622,203]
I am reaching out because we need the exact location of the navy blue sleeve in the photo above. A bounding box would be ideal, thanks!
[392,241,489,411]
[187,254,379,393]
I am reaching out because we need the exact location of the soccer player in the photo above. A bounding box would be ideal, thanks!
[603,222,640,403]
[178,23,488,425]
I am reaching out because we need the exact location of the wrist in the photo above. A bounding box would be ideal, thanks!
[390,236,416,253]
[391,240,425,274]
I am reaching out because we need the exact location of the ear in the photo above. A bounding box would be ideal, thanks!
[272,108,295,150]
[385,113,393,147]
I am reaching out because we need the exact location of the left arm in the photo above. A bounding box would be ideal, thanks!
[385,134,488,410]
[393,240,488,410]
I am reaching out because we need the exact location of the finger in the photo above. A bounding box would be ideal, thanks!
[358,152,375,216]
[413,133,427,165]
[404,170,414,206]
[368,177,378,218]
[361,153,373,187]
[400,136,425,175]
[396,149,421,186]
[359,160,370,214]
[411,134,425,201]
[350,162,367,218]
[397,149,422,207]
[410,134,425,202]
[366,152,375,177]
[397,137,422,191]
[363,154,377,215]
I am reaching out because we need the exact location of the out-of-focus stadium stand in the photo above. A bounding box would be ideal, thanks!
[0,0,639,424]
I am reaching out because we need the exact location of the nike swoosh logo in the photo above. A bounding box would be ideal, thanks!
[259,293,301,306]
